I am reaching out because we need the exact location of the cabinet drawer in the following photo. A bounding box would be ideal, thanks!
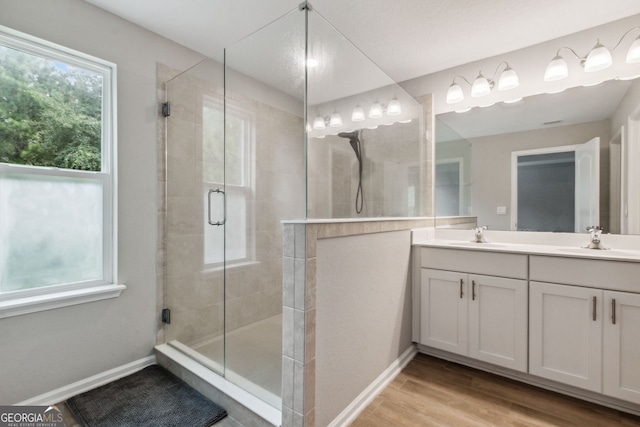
[421,247,528,279]
[530,256,640,293]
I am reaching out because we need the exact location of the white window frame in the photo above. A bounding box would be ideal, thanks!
[0,25,123,318]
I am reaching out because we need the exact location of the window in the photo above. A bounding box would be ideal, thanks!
[202,97,254,266]
[0,26,121,317]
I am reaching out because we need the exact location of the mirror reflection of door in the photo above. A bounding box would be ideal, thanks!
[435,160,463,216]
[511,138,599,232]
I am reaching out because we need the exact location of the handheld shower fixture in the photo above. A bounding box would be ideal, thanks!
[337,130,364,214]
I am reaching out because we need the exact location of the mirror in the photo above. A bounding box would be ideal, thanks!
[435,77,640,234]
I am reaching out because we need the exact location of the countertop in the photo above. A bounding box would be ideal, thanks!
[413,239,640,263]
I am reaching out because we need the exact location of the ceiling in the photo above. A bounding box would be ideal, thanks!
[85,0,640,83]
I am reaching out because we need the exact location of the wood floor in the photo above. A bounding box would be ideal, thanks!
[351,353,640,427]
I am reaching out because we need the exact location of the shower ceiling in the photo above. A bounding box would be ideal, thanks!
[84,0,640,99]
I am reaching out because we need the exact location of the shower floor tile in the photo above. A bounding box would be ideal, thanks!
[192,314,283,408]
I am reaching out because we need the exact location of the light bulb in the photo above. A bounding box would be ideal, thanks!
[471,72,491,97]
[626,36,640,63]
[446,82,464,104]
[351,105,365,122]
[313,115,325,130]
[386,97,401,116]
[369,101,383,118]
[498,66,519,91]
[544,55,568,81]
[329,112,342,127]
[584,41,612,72]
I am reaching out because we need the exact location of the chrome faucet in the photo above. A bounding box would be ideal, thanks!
[583,226,608,250]
[472,226,489,243]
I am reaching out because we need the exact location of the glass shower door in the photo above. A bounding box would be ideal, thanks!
[164,58,226,375]
[223,8,306,408]
[163,5,306,410]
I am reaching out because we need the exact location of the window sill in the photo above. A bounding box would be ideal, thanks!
[0,284,126,319]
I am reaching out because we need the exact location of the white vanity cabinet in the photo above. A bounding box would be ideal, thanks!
[603,291,640,404]
[529,256,640,404]
[529,281,603,391]
[418,248,528,372]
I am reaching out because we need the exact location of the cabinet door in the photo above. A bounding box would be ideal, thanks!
[420,269,468,355]
[468,275,528,372]
[529,281,602,392]
[603,291,640,404]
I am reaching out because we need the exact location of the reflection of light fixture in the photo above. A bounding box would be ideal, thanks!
[313,115,325,130]
[351,105,365,121]
[544,27,640,81]
[386,97,402,115]
[306,58,319,67]
[369,100,383,118]
[329,111,342,127]
[446,62,519,104]
[503,97,523,104]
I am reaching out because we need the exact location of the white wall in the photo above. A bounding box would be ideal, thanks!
[315,231,413,427]
[0,0,203,403]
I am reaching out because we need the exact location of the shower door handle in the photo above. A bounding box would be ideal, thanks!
[207,188,225,226]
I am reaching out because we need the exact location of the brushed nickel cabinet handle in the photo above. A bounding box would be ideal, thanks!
[472,280,476,301]
[592,296,596,321]
[460,279,464,299]
[612,299,617,325]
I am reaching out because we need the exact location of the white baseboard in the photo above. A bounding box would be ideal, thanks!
[17,355,156,406]
[327,344,418,427]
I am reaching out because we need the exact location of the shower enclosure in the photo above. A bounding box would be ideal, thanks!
[160,2,426,414]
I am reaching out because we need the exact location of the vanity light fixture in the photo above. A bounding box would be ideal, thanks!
[544,27,640,81]
[351,104,365,121]
[369,100,383,118]
[312,115,326,130]
[329,111,343,127]
[446,62,519,104]
[386,96,402,115]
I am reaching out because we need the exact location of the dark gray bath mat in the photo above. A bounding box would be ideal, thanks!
[66,365,227,426]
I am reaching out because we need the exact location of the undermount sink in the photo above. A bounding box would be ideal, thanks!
[449,241,508,249]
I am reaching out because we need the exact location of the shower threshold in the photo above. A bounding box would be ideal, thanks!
[169,339,281,409]
[155,343,281,427]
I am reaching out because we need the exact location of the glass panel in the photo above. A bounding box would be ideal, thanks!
[305,10,425,218]
[0,44,104,171]
[224,7,306,408]
[0,172,103,292]
[164,58,226,375]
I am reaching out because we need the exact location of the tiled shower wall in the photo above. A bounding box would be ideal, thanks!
[307,94,435,219]
[307,120,422,218]
[157,62,304,348]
